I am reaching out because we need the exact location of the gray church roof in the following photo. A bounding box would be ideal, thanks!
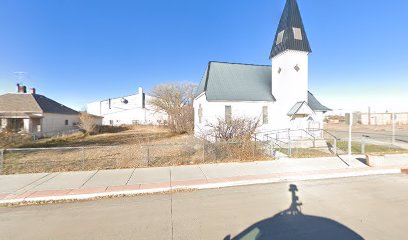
[270,0,312,59]
[0,93,79,115]
[308,92,332,112]
[196,61,330,112]
[196,62,275,102]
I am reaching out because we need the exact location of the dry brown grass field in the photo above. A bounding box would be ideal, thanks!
[1,125,271,175]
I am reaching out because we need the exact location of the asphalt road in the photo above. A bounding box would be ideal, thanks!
[1,174,408,240]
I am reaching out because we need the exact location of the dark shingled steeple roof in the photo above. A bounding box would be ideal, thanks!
[270,0,312,59]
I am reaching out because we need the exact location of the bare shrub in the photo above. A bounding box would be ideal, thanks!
[0,132,32,148]
[98,125,129,134]
[205,117,260,142]
[79,112,98,134]
[149,83,196,134]
[203,116,263,160]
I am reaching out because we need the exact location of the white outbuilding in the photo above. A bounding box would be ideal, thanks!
[87,87,167,126]
[194,0,331,140]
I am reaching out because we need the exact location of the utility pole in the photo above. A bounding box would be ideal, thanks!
[348,112,353,157]
[392,112,396,146]
[368,106,371,125]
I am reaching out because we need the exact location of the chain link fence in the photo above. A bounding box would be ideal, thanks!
[0,141,271,175]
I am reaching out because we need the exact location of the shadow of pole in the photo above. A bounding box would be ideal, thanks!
[225,184,364,240]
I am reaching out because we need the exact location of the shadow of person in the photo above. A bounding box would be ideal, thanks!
[224,184,364,240]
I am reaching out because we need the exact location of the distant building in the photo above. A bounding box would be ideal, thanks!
[360,112,408,125]
[86,87,167,126]
[194,0,330,139]
[0,84,80,137]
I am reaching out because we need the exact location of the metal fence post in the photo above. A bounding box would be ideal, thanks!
[288,129,292,157]
[147,146,150,166]
[254,134,257,157]
[81,147,85,170]
[392,112,396,146]
[0,149,4,175]
[203,143,205,163]
[334,138,337,155]
[361,137,365,155]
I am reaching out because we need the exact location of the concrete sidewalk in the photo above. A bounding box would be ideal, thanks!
[1,155,408,205]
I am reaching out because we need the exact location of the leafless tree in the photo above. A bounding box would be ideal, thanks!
[149,83,197,134]
[78,112,98,135]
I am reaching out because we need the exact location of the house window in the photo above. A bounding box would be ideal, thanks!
[276,30,285,45]
[293,27,302,40]
[65,120,69,126]
[263,106,269,124]
[198,104,203,124]
[225,105,232,123]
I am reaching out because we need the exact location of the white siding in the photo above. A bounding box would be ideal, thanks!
[87,89,167,126]
[41,113,80,133]
[271,50,309,130]
[194,93,277,137]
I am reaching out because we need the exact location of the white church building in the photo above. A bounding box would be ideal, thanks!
[194,0,330,140]
[87,87,167,126]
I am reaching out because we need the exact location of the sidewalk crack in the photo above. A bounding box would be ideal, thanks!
[126,168,137,185]
[80,170,99,189]
[15,172,60,194]
[198,165,208,182]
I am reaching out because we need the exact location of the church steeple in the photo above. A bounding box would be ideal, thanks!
[269,0,312,59]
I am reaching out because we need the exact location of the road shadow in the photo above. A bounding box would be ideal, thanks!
[224,184,364,240]
[356,157,368,165]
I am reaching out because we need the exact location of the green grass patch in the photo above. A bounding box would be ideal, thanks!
[336,141,408,155]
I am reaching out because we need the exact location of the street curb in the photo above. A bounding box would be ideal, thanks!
[0,167,403,205]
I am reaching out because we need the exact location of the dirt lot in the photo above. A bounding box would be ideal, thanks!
[1,125,271,175]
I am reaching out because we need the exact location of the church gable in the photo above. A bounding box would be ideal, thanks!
[287,101,315,116]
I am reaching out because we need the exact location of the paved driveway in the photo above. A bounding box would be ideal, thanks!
[1,174,408,239]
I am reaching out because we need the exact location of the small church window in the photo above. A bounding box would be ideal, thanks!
[293,27,302,40]
[262,106,268,124]
[225,106,232,123]
[198,104,203,124]
[294,64,300,72]
[276,30,285,45]
[278,67,282,74]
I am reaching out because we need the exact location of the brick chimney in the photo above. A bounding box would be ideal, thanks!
[30,88,36,95]
[16,84,27,93]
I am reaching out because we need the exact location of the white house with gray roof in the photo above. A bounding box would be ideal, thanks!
[0,85,80,137]
[194,0,330,139]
